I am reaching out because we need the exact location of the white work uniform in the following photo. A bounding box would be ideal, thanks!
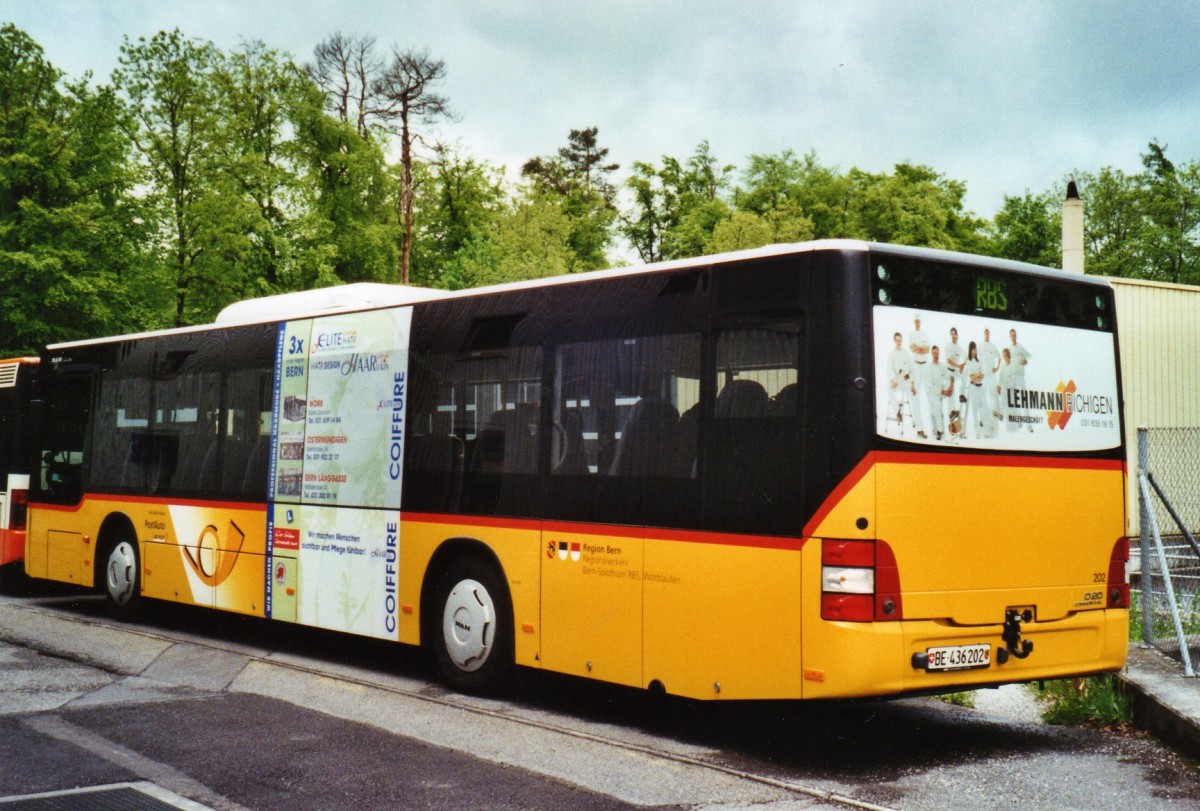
[964,358,991,438]
[886,346,913,429]
[1009,341,1031,389]
[908,329,931,433]
[929,361,953,438]
[979,339,1001,421]
[943,340,966,399]
[998,360,1020,432]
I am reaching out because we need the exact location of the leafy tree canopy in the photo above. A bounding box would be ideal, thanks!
[0,23,161,352]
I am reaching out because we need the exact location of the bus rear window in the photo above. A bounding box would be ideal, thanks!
[871,255,1120,454]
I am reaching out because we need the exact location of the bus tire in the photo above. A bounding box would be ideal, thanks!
[430,555,513,694]
[102,538,141,619]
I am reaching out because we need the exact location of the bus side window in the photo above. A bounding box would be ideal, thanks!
[221,323,277,499]
[459,347,542,516]
[550,333,701,526]
[153,357,214,495]
[38,373,93,504]
[405,344,541,517]
[171,371,221,493]
[222,367,273,499]
[705,324,805,535]
[90,371,151,493]
[403,351,465,514]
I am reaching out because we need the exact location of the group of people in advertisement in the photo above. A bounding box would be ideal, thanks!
[885,313,1032,442]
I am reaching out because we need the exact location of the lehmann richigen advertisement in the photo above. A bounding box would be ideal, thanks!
[874,306,1120,453]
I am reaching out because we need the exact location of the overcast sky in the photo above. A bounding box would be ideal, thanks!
[7,1,1200,218]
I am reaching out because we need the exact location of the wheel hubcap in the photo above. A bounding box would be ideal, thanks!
[107,542,136,605]
[442,578,494,672]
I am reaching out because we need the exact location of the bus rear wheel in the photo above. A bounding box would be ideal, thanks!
[103,539,141,619]
[430,556,513,694]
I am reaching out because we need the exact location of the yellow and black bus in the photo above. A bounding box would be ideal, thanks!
[24,240,1128,699]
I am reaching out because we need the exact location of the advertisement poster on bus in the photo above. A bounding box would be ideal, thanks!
[873,306,1120,452]
[270,308,412,509]
[266,503,399,639]
[266,306,410,639]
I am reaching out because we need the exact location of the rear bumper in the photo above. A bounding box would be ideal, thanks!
[801,608,1129,699]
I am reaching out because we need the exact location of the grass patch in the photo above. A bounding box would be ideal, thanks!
[1032,675,1131,727]
[935,691,976,708]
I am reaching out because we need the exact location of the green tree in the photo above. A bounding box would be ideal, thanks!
[290,84,397,287]
[704,203,814,254]
[409,144,506,288]
[1077,166,1145,279]
[0,24,160,352]
[621,161,668,263]
[999,143,1200,282]
[120,32,399,323]
[114,29,223,326]
[704,210,774,254]
[728,151,984,252]
[170,40,323,316]
[848,163,984,251]
[736,150,853,239]
[662,198,732,260]
[621,141,734,262]
[445,192,574,288]
[1139,141,1200,284]
[986,190,1061,267]
[523,126,619,270]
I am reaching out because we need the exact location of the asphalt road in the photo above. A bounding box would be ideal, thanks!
[1,580,1198,811]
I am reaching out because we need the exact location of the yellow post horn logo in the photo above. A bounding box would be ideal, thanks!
[183,520,246,588]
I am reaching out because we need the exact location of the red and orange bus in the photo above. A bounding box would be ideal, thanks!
[0,357,37,582]
[23,241,1128,698]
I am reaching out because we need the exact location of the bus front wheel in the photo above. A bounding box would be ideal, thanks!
[103,539,141,619]
[430,556,513,694]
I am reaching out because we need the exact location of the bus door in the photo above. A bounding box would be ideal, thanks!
[27,362,94,583]
[541,271,713,691]
[639,257,812,699]
[543,325,705,689]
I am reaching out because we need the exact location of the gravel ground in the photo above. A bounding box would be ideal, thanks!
[971,682,1046,724]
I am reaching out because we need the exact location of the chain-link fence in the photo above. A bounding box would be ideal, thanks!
[1136,427,1200,674]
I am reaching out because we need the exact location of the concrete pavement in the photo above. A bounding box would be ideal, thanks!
[3,591,1199,810]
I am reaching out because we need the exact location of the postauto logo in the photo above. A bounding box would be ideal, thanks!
[182,520,246,587]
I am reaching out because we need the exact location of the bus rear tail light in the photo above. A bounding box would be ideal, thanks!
[1108,537,1130,608]
[821,539,903,622]
[9,489,27,531]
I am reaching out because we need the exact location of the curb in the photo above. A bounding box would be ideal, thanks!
[1118,643,1200,759]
